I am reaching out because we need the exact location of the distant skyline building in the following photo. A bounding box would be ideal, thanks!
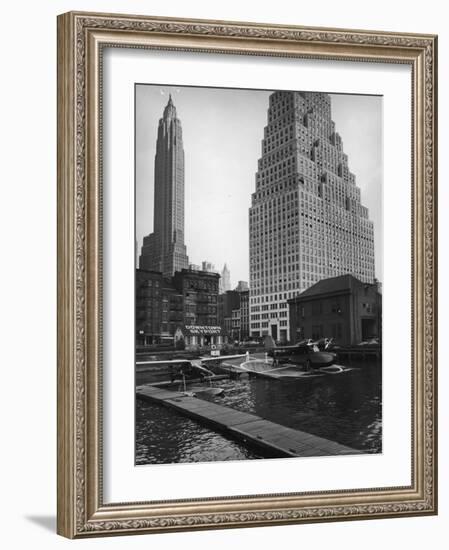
[219,263,231,294]
[249,91,376,342]
[202,261,216,273]
[235,280,249,292]
[139,95,189,277]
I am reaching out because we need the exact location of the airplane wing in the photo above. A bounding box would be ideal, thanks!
[136,359,192,366]
[137,354,248,366]
[199,354,246,362]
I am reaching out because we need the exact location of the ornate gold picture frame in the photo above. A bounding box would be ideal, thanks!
[57,11,437,538]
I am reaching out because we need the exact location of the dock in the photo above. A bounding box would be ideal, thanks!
[137,385,359,458]
[148,374,230,389]
[335,346,381,361]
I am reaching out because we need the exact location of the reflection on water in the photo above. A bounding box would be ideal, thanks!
[136,360,381,465]
[136,400,265,465]
[216,363,381,452]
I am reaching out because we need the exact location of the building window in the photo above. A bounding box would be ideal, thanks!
[311,325,323,340]
[331,323,342,340]
[331,303,342,314]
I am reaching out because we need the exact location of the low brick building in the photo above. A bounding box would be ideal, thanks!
[136,267,223,350]
[218,289,250,342]
[288,274,381,346]
[239,290,250,341]
[173,268,219,326]
[135,270,183,346]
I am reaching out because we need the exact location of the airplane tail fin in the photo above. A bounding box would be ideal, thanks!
[324,337,333,350]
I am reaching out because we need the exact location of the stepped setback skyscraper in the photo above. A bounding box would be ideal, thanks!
[249,91,376,342]
[139,95,189,277]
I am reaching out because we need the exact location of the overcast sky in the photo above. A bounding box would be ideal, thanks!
[136,85,382,287]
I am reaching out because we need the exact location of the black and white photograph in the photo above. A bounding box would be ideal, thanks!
[135,84,383,466]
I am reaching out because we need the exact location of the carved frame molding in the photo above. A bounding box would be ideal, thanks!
[57,11,437,538]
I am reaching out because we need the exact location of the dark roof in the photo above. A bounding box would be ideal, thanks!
[136,268,163,278]
[289,274,368,302]
[177,268,220,279]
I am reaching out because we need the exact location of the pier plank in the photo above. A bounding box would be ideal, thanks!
[137,385,359,458]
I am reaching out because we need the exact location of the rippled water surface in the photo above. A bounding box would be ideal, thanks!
[136,401,265,464]
[136,360,381,465]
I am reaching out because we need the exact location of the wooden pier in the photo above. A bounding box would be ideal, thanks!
[148,374,230,389]
[137,385,359,458]
[335,346,381,361]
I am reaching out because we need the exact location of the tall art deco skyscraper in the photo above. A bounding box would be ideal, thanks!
[139,95,189,277]
[249,91,375,341]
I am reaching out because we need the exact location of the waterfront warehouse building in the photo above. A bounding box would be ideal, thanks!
[288,274,381,346]
[139,95,189,277]
[249,91,376,342]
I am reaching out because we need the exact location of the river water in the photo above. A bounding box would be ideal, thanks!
[136,360,381,465]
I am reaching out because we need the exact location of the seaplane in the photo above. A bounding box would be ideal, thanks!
[136,358,227,397]
[242,338,352,379]
[268,338,336,370]
[206,340,349,381]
